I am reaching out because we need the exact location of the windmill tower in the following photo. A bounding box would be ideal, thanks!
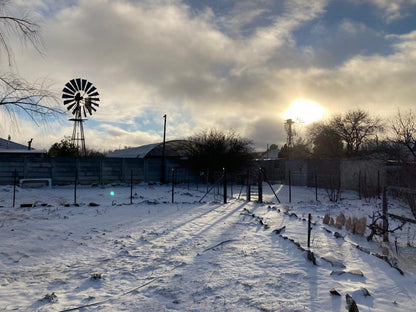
[285,118,295,148]
[62,78,100,156]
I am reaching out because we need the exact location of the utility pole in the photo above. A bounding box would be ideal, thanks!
[161,114,167,184]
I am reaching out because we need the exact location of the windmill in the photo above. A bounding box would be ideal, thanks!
[62,78,100,156]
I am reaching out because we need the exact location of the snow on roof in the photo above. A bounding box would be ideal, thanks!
[106,140,190,158]
[106,143,160,158]
[0,137,28,150]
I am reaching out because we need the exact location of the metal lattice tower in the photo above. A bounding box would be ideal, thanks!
[62,78,100,156]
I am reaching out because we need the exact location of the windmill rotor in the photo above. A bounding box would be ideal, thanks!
[62,78,100,156]
[62,78,100,118]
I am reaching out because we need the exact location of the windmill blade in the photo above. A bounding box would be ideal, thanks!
[89,97,100,102]
[87,86,97,94]
[62,87,75,95]
[85,104,93,115]
[64,99,75,105]
[69,79,78,91]
[65,81,77,94]
[87,91,99,97]
[75,78,83,91]
[90,106,97,112]
[83,107,87,118]
[84,81,93,93]
[66,102,77,111]
[62,93,74,99]
[91,101,99,107]
[81,79,87,91]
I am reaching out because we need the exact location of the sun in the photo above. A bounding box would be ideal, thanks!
[282,99,327,124]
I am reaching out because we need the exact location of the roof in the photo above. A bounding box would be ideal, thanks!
[259,149,279,160]
[106,140,190,158]
[0,137,28,150]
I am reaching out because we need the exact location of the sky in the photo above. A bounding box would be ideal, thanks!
[2,0,416,152]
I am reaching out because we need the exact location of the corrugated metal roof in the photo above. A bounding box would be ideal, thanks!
[0,138,28,150]
[106,140,190,158]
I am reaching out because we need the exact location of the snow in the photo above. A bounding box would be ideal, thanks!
[1,183,415,311]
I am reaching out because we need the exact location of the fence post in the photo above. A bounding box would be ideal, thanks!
[289,170,292,203]
[13,169,17,208]
[315,171,318,201]
[223,168,227,204]
[358,170,361,200]
[307,213,312,248]
[258,168,263,203]
[247,170,251,201]
[382,187,389,242]
[171,168,175,203]
[377,170,380,199]
[130,169,133,204]
[74,167,78,204]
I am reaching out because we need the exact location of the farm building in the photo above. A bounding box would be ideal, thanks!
[106,140,193,183]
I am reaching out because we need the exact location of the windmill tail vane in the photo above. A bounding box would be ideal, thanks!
[62,78,100,155]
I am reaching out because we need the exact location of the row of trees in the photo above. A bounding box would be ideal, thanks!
[280,109,416,161]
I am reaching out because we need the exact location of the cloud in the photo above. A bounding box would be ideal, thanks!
[4,0,416,152]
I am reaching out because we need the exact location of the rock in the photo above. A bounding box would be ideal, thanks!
[323,213,330,225]
[334,232,344,239]
[273,226,286,234]
[307,250,317,265]
[360,287,371,297]
[347,270,364,277]
[346,294,359,312]
[322,256,345,268]
[89,202,100,207]
[329,217,335,226]
[20,203,32,208]
[330,270,345,276]
[330,288,341,296]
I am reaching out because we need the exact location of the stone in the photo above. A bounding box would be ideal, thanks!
[322,255,345,268]
[360,287,371,297]
[307,250,317,265]
[329,217,335,226]
[89,202,100,207]
[273,226,286,234]
[330,288,341,296]
[347,270,364,277]
[346,294,359,312]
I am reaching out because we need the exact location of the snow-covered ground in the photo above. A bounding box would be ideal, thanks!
[0,183,415,311]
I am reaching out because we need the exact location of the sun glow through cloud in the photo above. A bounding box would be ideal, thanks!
[282,99,327,124]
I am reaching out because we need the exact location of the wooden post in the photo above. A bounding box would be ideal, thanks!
[171,168,175,203]
[247,170,251,201]
[130,169,133,204]
[382,187,389,242]
[223,168,227,204]
[377,170,380,199]
[315,171,318,201]
[358,170,361,200]
[289,170,292,203]
[307,213,312,249]
[74,168,78,204]
[258,168,263,203]
[13,169,17,208]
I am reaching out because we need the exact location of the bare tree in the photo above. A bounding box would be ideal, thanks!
[330,109,384,157]
[390,108,416,159]
[0,0,62,127]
